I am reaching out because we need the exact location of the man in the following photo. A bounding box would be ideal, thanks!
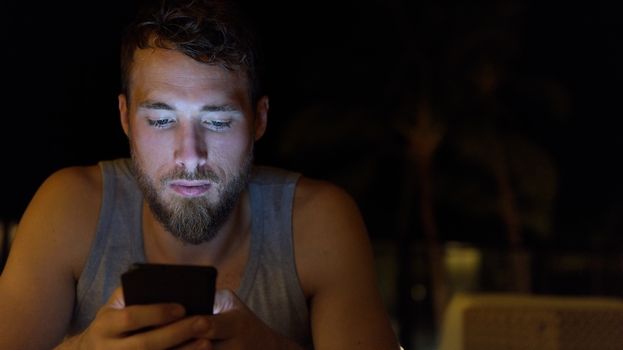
[0,0,400,349]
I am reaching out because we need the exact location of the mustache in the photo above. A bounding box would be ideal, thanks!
[161,167,221,184]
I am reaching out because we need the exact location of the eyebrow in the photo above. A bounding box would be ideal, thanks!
[139,101,172,110]
[139,101,239,112]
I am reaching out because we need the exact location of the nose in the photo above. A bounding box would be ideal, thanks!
[174,121,207,171]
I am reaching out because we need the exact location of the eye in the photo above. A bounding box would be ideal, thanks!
[147,118,176,129]
[203,120,232,131]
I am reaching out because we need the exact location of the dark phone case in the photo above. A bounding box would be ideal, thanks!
[121,263,217,315]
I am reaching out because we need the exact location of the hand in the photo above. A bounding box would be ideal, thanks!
[197,289,303,350]
[58,287,211,350]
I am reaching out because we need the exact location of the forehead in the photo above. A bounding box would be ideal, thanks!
[128,47,250,101]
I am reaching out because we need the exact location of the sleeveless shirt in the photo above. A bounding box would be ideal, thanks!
[68,158,312,348]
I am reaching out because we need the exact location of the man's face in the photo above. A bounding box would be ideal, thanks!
[118,48,267,244]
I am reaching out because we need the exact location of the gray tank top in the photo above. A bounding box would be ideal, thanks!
[68,158,312,348]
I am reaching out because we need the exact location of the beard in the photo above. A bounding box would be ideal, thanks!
[130,149,254,245]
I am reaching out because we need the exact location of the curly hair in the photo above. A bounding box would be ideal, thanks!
[120,0,262,103]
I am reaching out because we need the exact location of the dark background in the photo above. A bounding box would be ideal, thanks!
[2,0,622,348]
[3,0,623,243]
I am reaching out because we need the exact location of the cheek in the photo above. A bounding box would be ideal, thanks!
[210,133,253,166]
[130,120,174,153]
[130,132,172,173]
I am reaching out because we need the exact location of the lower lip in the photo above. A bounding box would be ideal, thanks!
[170,184,211,197]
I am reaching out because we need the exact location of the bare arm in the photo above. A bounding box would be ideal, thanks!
[0,166,101,349]
[293,178,400,349]
[0,167,207,350]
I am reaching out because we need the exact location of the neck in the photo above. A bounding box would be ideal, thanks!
[142,191,252,266]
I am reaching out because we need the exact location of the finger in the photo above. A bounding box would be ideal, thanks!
[170,337,212,350]
[102,303,186,336]
[204,289,245,340]
[128,316,213,350]
[202,309,240,340]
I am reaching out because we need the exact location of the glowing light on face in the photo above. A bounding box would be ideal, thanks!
[122,48,261,244]
[131,145,254,245]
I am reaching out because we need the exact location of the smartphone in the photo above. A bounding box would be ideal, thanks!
[121,263,218,315]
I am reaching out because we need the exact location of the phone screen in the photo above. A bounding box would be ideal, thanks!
[121,263,217,315]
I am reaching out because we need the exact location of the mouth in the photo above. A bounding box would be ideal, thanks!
[168,181,212,197]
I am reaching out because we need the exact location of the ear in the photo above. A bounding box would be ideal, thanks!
[119,94,130,136]
[253,95,269,141]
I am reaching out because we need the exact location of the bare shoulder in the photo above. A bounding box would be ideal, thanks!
[24,164,103,236]
[292,176,371,293]
[11,164,103,278]
[38,164,102,199]
[0,164,104,348]
[292,176,400,348]
[293,176,362,222]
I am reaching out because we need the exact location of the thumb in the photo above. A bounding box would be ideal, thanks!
[106,286,126,310]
